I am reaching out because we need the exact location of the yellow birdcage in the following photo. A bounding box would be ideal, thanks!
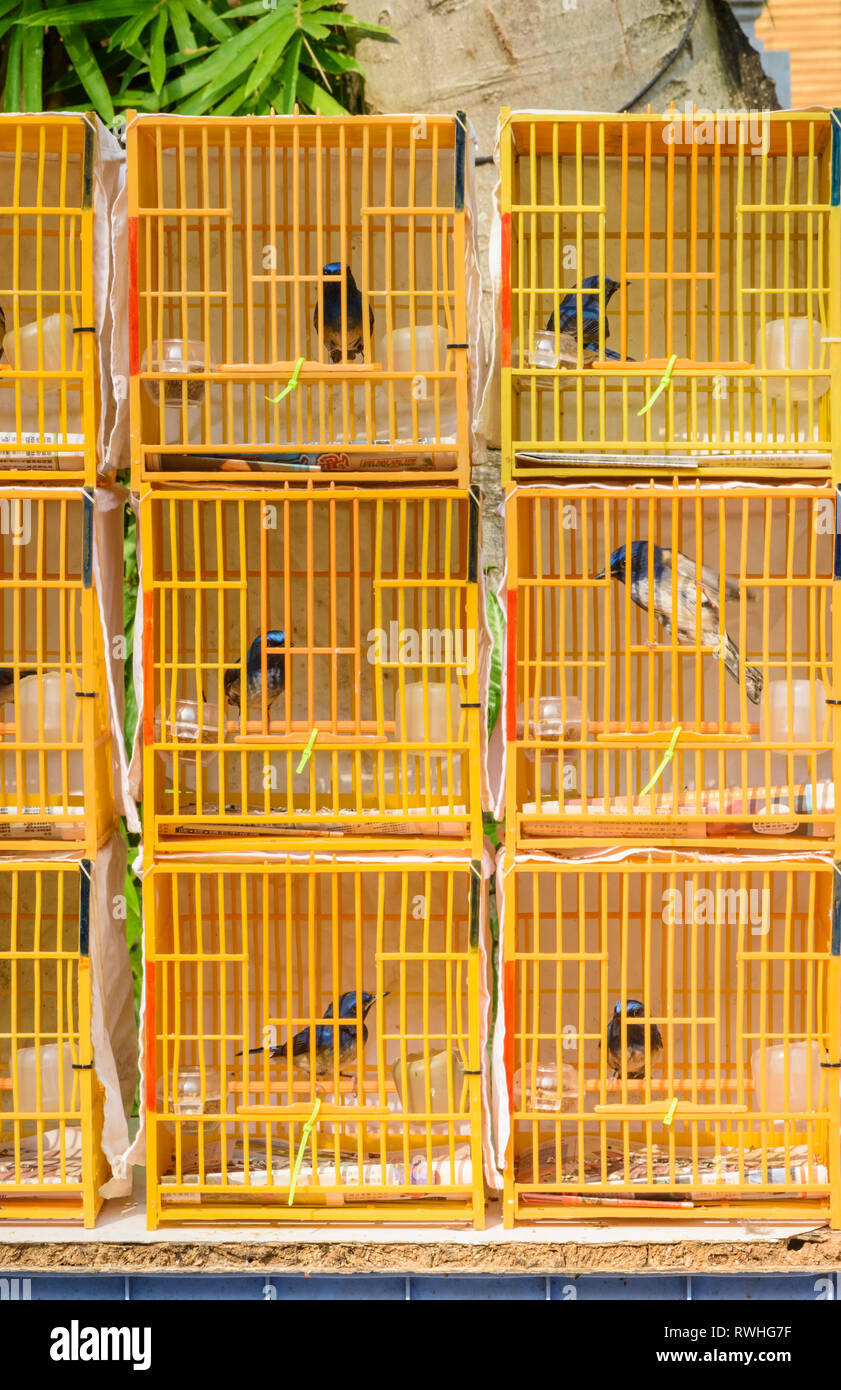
[126,113,475,487]
[506,479,838,849]
[140,483,482,854]
[499,109,841,481]
[501,850,841,1227]
[0,858,109,1226]
[0,489,114,851]
[145,854,486,1227]
[0,116,99,485]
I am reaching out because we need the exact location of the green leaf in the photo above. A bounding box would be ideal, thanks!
[0,16,22,51]
[169,0,198,54]
[245,14,297,97]
[180,0,232,42]
[22,2,145,24]
[108,9,160,52]
[309,47,362,75]
[270,30,301,115]
[149,7,168,93]
[21,3,44,112]
[165,10,281,102]
[485,577,505,737]
[294,71,347,116]
[324,10,397,40]
[2,24,22,112]
[58,24,115,126]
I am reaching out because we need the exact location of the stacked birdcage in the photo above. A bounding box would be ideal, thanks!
[128,113,488,1226]
[0,116,136,1224]
[498,108,841,1228]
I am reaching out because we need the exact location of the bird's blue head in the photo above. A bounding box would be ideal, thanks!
[595,540,650,583]
[326,990,384,1020]
[580,274,620,301]
[595,544,626,582]
[615,999,645,1017]
[323,262,344,277]
[246,630,285,662]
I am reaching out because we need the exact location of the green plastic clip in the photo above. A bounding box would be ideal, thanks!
[296,728,319,774]
[267,356,305,404]
[287,1097,322,1206]
[637,352,678,417]
[639,725,681,797]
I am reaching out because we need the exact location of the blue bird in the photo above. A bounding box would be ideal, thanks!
[223,630,286,710]
[313,263,374,364]
[546,274,633,361]
[240,991,385,1081]
[606,1000,663,1079]
[0,667,37,702]
[595,540,762,704]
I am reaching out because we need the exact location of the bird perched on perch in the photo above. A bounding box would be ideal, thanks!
[0,667,37,702]
[606,1000,663,1080]
[223,630,286,710]
[595,541,762,704]
[239,991,385,1082]
[546,274,633,363]
[313,262,374,364]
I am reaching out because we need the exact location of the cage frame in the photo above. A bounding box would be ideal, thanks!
[0,114,100,488]
[144,852,487,1228]
[126,112,474,490]
[139,479,484,858]
[499,107,841,484]
[504,475,841,853]
[0,485,115,853]
[0,855,109,1226]
[500,847,841,1228]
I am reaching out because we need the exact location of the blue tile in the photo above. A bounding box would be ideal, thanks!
[128,1276,268,1301]
[18,1276,125,1301]
[409,1276,547,1300]
[552,1276,688,1300]
[692,1275,831,1301]
[270,1276,406,1301]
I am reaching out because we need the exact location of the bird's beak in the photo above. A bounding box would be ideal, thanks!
[593,569,606,582]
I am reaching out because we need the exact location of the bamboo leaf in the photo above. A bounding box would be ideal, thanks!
[22,2,144,24]
[169,0,198,54]
[149,7,167,92]
[21,2,44,111]
[164,11,282,101]
[180,0,232,42]
[108,9,160,52]
[245,14,297,96]
[270,29,301,115]
[309,47,362,75]
[302,5,396,40]
[294,71,347,116]
[2,24,21,111]
[0,17,22,48]
[57,23,115,124]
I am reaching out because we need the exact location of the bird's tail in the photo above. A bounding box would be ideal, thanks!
[721,633,762,704]
[604,347,636,361]
[236,1046,283,1059]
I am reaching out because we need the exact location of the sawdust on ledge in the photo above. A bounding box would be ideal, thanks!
[0,1231,837,1276]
